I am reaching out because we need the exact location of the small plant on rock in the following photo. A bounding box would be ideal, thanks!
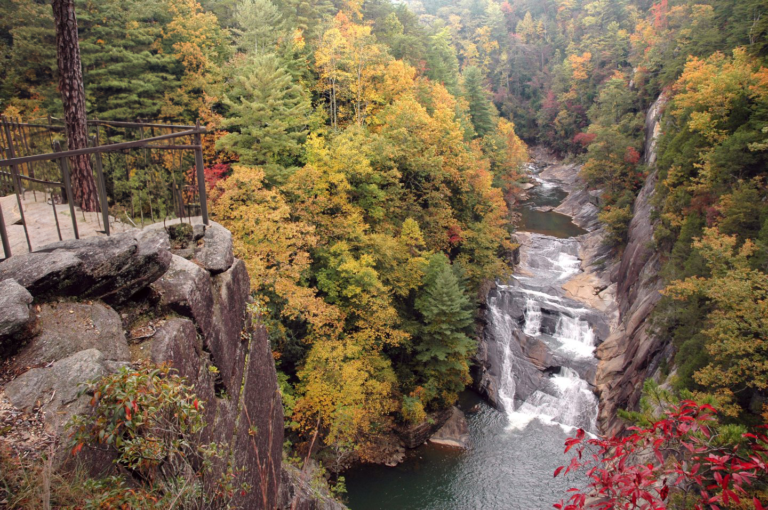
[67,363,249,509]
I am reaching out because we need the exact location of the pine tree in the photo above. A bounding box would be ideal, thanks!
[52,0,99,211]
[426,28,460,93]
[217,53,310,184]
[462,65,497,138]
[413,253,476,407]
[232,0,285,55]
[77,0,180,120]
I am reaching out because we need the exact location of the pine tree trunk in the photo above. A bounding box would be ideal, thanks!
[52,0,99,212]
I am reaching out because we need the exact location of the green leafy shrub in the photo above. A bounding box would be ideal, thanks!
[67,364,248,509]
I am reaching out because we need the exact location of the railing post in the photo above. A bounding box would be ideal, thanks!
[53,141,79,240]
[90,134,110,236]
[194,121,208,225]
[0,199,11,258]
[2,116,32,253]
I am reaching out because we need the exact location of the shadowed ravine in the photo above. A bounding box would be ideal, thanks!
[345,162,608,510]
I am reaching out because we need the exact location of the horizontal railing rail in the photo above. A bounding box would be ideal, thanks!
[0,117,210,260]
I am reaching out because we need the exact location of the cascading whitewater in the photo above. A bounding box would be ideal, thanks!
[490,227,601,433]
[554,315,595,358]
[523,299,542,336]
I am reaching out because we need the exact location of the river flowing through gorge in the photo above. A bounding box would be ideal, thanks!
[345,159,614,510]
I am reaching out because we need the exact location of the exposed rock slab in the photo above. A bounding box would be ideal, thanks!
[194,222,234,274]
[396,407,453,449]
[150,254,214,338]
[0,279,35,349]
[596,169,665,436]
[0,229,172,303]
[11,302,130,369]
[430,407,470,449]
[5,349,122,436]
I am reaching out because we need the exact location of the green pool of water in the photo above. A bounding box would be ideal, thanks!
[518,184,586,239]
[344,393,576,510]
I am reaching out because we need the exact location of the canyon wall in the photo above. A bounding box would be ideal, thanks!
[594,92,671,435]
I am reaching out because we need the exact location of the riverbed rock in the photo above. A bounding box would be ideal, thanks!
[430,407,470,449]
[396,407,453,449]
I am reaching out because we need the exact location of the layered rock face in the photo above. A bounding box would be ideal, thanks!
[0,221,334,509]
[594,92,670,436]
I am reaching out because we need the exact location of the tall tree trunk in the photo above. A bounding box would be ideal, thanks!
[52,0,99,212]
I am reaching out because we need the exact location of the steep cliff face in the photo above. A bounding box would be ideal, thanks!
[594,92,670,436]
[0,221,341,509]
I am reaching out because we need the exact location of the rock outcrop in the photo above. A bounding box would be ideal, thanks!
[0,220,335,509]
[395,407,454,449]
[430,407,470,449]
[594,92,669,436]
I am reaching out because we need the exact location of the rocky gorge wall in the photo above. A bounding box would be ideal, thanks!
[0,221,341,509]
[595,92,670,435]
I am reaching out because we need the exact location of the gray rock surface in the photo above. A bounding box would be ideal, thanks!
[430,407,470,449]
[0,229,172,303]
[594,92,671,436]
[11,302,130,369]
[279,465,349,510]
[151,318,201,384]
[5,349,118,435]
[396,408,453,449]
[150,254,214,338]
[0,251,83,297]
[0,279,35,347]
[596,170,665,436]
[195,222,234,274]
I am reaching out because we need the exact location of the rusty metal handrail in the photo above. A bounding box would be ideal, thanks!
[0,128,202,168]
[0,117,210,260]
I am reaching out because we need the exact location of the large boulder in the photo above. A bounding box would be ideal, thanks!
[395,407,453,449]
[194,222,234,274]
[0,279,35,352]
[150,254,214,338]
[5,349,121,435]
[0,229,172,304]
[430,407,470,449]
[0,251,83,297]
[11,302,130,370]
[150,318,202,385]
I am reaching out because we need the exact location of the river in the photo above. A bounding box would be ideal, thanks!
[345,162,606,510]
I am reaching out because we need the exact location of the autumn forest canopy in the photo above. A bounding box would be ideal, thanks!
[4,0,768,503]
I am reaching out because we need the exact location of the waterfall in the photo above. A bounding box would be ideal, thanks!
[490,297,520,415]
[515,368,598,433]
[490,229,602,434]
[554,315,595,358]
[523,299,542,336]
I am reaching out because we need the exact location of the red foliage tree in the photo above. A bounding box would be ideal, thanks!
[555,401,768,510]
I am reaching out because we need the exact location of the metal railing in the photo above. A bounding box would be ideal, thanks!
[0,116,210,260]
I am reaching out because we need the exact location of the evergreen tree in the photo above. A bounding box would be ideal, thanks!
[413,253,476,408]
[425,29,460,93]
[232,0,285,55]
[217,53,310,184]
[462,65,497,138]
[78,0,180,120]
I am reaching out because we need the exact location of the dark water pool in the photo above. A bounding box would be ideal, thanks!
[518,182,586,239]
[344,393,576,510]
